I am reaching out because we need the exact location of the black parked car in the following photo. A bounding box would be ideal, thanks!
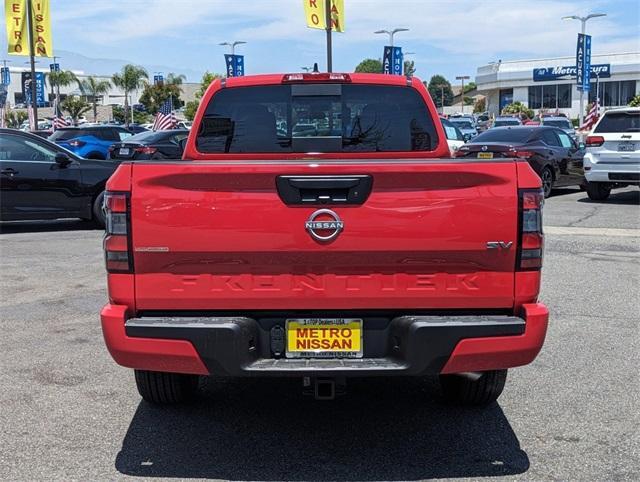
[0,129,117,226]
[108,129,189,161]
[456,126,585,197]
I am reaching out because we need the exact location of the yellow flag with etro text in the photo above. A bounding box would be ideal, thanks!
[303,0,344,32]
[5,0,53,56]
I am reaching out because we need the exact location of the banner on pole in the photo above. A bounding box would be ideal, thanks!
[303,0,344,32]
[5,0,28,55]
[30,0,53,57]
[1,66,11,85]
[382,46,403,75]
[576,33,592,92]
[21,70,45,105]
[224,54,244,77]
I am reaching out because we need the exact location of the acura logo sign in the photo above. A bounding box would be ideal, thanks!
[305,209,344,242]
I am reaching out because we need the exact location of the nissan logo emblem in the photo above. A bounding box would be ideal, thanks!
[305,209,344,242]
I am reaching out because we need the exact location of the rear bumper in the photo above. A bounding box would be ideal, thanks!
[100,303,549,376]
[584,152,640,183]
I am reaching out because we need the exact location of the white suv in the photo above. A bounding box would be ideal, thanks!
[583,107,640,200]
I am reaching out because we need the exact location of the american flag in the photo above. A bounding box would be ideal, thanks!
[27,103,35,131]
[579,98,600,131]
[52,99,70,130]
[152,98,177,130]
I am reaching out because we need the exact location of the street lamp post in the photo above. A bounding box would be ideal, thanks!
[562,13,606,126]
[219,40,246,57]
[456,75,470,114]
[374,27,409,48]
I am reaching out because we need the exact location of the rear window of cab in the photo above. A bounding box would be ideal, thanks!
[195,84,439,153]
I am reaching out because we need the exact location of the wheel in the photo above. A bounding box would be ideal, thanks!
[439,369,507,406]
[540,167,554,198]
[92,191,106,228]
[585,181,611,201]
[134,370,199,404]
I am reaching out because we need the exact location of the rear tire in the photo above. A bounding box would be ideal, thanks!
[540,167,554,198]
[134,370,199,404]
[585,181,611,201]
[439,369,507,406]
[92,191,105,228]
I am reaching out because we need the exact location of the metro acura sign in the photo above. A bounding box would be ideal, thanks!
[533,64,610,82]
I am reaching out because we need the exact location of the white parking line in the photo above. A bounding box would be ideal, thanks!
[545,226,640,237]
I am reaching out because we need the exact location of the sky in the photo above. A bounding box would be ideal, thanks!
[2,0,639,83]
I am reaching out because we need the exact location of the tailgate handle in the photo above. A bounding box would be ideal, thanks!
[276,175,372,205]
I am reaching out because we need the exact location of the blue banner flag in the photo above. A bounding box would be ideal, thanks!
[224,54,245,77]
[576,33,592,92]
[49,63,60,72]
[382,46,403,75]
[1,67,10,85]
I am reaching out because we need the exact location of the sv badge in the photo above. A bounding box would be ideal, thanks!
[486,241,513,250]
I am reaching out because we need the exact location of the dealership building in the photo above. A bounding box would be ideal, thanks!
[475,52,639,118]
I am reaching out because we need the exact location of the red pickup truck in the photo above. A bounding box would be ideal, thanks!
[100,72,548,405]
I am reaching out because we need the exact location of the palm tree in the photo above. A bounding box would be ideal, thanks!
[47,70,80,107]
[111,64,148,127]
[80,76,112,122]
[165,73,186,87]
[61,96,91,125]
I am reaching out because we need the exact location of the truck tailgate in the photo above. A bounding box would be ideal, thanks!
[130,160,518,310]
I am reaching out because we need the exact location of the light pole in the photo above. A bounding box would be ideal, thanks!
[301,66,313,72]
[219,40,246,56]
[456,75,470,114]
[562,13,606,126]
[374,28,409,47]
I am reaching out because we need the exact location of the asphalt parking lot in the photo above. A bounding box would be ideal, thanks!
[1,187,639,481]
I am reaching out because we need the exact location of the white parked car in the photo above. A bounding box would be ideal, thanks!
[440,117,465,155]
[583,107,640,200]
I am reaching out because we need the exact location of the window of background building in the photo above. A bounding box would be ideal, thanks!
[588,80,637,106]
[528,84,571,109]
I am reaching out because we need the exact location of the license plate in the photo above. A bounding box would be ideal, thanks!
[618,142,636,152]
[286,318,363,358]
[477,152,494,159]
[119,148,130,155]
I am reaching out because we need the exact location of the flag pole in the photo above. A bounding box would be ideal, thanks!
[325,0,332,72]
[26,0,38,129]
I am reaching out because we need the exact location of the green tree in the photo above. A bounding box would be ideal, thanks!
[61,96,91,124]
[473,98,486,113]
[629,95,640,107]
[139,81,184,114]
[3,109,28,128]
[112,105,150,124]
[463,81,477,93]
[354,58,383,73]
[403,60,416,76]
[111,64,148,127]
[47,70,80,105]
[502,101,534,120]
[184,71,223,121]
[427,75,454,108]
[79,76,111,122]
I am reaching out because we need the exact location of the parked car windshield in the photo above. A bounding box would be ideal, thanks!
[49,129,81,141]
[125,130,171,143]
[594,111,640,133]
[196,84,439,153]
[493,120,521,127]
[471,127,534,143]
[450,120,474,129]
[544,119,573,129]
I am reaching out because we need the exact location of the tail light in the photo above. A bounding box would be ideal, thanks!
[134,146,157,154]
[68,139,86,147]
[585,135,604,147]
[514,150,534,159]
[103,192,132,273]
[518,189,544,270]
[282,73,351,83]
